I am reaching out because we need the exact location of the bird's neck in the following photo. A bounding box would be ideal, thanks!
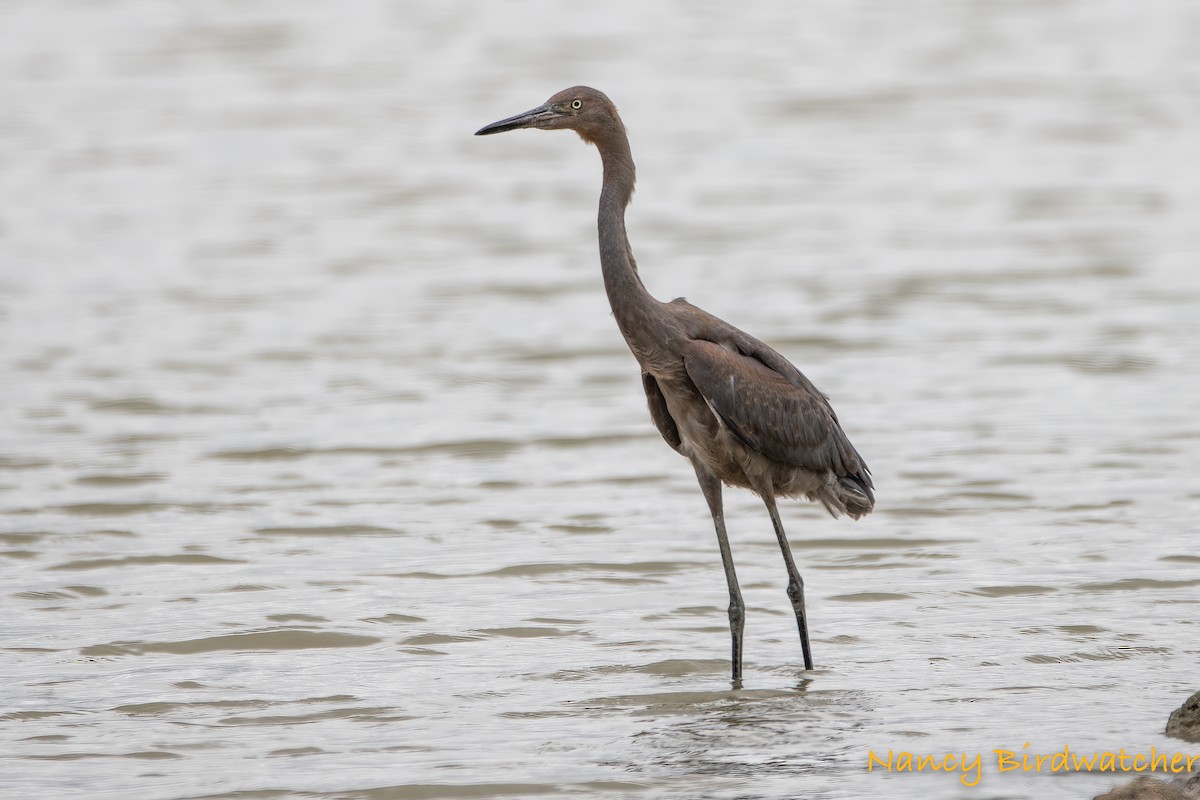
[596,135,662,354]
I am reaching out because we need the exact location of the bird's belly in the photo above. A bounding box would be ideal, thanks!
[657,380,755,489]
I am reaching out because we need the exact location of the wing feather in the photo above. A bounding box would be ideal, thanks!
[682,339,869,483]
[641,372,683,453]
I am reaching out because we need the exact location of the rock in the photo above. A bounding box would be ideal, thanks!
[1093,776,1189,799]
[1095,691,1200,799]
[1167,691,1200,744]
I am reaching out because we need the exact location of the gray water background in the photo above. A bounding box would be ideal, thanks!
[2,1,1198,798]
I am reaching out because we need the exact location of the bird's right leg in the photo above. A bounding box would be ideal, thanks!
[761,493,815,671]
[693,462,744,685]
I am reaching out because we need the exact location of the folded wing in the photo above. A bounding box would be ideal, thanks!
[682,338,872,493]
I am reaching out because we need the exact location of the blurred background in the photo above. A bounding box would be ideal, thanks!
[2,1,1198,799]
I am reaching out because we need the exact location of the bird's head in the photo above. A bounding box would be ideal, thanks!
[475,86,623,145]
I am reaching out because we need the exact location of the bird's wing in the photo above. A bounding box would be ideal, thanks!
[641,372,683,453]
[682,338,869,481]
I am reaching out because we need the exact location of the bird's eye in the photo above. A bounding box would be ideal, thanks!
[571,99,583,110]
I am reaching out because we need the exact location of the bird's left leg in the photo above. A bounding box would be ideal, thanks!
[762,494,815,671]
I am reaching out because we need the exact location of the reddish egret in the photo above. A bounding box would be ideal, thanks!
[476,87,873,682]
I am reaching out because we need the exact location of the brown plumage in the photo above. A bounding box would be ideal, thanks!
[477,86,873,682]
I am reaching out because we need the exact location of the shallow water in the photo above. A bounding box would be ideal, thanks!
[2,1,1198,798]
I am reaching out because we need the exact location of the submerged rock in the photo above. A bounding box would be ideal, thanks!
[1094,691,1200,800]
[1093,775,1198,800]
[1167,691,1200,744]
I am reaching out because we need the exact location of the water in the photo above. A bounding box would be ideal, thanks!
[2,1,1198,798]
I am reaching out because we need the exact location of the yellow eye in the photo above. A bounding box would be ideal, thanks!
[571,99,583,110]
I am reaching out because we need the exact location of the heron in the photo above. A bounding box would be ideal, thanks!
[476,87,874,682]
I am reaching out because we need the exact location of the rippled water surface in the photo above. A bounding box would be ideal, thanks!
[3,1,1199,798]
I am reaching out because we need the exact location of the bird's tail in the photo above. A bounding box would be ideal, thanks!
[818,469,875,520]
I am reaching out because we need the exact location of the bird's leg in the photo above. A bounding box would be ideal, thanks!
[762,494,815,671]
[693,463,744,685]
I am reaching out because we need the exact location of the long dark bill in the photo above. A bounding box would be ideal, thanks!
[475,104,557,136]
